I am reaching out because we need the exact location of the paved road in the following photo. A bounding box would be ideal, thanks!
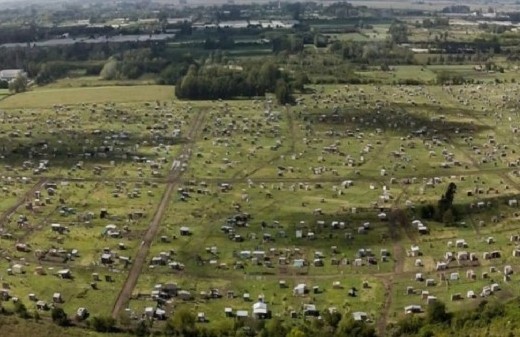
[111,109,206,318]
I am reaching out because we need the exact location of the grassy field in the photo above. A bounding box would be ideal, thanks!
[0,316,133,337]
[41,76,158,89]
[0,85,174,109]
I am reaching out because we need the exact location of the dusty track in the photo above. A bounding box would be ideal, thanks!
[111,109,206,318]
[0,178,47,228]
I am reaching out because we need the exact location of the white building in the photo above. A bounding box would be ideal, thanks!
[0,69,25,82]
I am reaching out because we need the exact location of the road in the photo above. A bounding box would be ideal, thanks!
[111,109,206,318]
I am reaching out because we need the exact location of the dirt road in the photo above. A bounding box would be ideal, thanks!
[111,110,205,318]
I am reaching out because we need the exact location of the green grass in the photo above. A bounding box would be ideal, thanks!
[0,316,132,337]
[41,76,158,89]
[0,85,175,109]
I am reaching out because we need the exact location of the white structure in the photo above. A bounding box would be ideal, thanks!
[253,301,268,318]
[0,69,25,82]
[293,283,307,296]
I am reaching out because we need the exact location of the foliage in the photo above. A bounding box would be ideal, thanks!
[336,317,377,337]
[164,308,197,337]
[100,59,121,80]
[388,22,408,44]
[425,301,450,325]
[89,315,117,333]
[51,307,69,326]
[175,61,294,102]
[389,299,520,336]
[421,17,450,28]
[8,75,28,93]
[438,182,457,223]
[293,71,310,92]
[286,327,306,337]
[275,79,294,105]
[390,315,424,336]
[436,71,467,85]
[13,301,29,319]
[134,319,150,337]
[332,40,414,65]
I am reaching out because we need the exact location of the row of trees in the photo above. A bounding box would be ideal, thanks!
[330,40,415,65]
[99,48,169,80]
[174,62,303,104]
[389,299,513,337]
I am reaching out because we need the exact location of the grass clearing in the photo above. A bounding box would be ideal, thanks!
[0,85,174,109]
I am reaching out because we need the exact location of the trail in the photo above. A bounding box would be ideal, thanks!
[111,109,206,318]
[376,182,409,336]
[0,178,47,228]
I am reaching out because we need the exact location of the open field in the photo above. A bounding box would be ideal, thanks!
[41,76,158,89]
[0,85,174,109]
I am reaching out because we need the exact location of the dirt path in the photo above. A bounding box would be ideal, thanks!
[0,178,47,229]
[111,110,206,318]
[375,187,409,336]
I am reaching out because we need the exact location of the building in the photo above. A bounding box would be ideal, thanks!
[252,301,268,319]
[293,283,307,296]
[352,312,368,322]
[0,69,25,82]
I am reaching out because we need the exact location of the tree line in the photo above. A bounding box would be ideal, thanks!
[174,61,304,104]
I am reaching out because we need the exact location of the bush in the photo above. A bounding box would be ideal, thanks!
[426,301,450,324]
[134,320,150,337]
[90,315,117,332]
[51,307,69,326]
[14,302,29,319]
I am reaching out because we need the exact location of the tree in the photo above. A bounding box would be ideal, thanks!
[336,317,377,337]
[438,182,457,218]
[90,315,116,332]
[8,74,28,93]
[293,71,309,92]
[426,300,450,324]
[259,62,280,92]
[286,327,306,337]
[167,308,197,337]
[264,318,288,337]
[135,319,150,337]
[275,79,293,105]
[100,59,120,80]
[14,301,29,318]
[388,22,409,44]
[442,209,455,225]
[420,204,436,219]
[285,2,303,20]
[51,307,69,326]
[322,309,342,330]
